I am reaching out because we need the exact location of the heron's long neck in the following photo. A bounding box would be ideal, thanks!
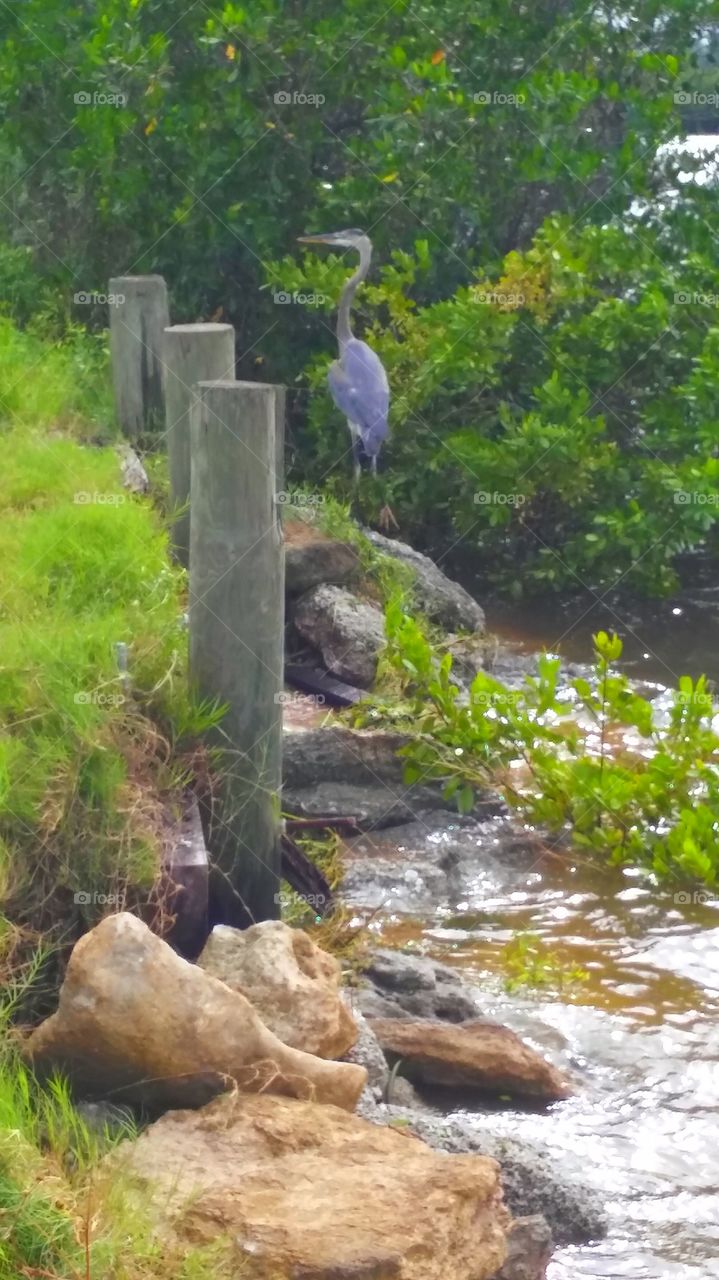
[337,237,372,348]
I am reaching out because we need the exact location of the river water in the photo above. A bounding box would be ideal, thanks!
[366,591,719,1278]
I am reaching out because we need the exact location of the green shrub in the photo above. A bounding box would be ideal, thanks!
[371,602,719,887]
[271,211,719,595]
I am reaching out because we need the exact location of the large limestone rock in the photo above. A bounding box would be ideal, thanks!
[364,529,486,632]
[26,913,366,1112]
[198,921,357,1060]
[355,1103,607,1247]
[284,520,360,595]
[370,1018,571,1103]
[293,584,385,687]
[119,1091,509,1279]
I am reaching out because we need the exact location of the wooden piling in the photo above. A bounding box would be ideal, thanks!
[188,381,284,926]
[164,323,235,566]
[109,275,169,438]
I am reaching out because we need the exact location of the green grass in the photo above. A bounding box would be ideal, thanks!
[0,1033,237,1279]
[0,318,238,1278]
[0,315,111,437]
[0,319,221,987]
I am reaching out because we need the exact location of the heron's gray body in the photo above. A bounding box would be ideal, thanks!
[327,339,389,459]
[298,227,390,478]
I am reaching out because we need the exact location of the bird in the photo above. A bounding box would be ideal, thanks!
[297,228,397,529]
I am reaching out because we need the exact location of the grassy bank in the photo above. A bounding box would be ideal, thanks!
[0,1029,236,1279]
[0,319,235,1276]
[0,319,220,986]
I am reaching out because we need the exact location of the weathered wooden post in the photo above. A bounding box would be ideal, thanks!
[189,381,284,927]
[109,275,169,438]
[164,323,235,567]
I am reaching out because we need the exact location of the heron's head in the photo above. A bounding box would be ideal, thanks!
[298,228,368,250]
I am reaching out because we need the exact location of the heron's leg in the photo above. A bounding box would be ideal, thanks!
[374,454,398,529]
[348,421,362,483]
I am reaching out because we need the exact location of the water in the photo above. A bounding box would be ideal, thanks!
[375,857,719,1278]
[481,587,719,688]
[364,592,719,1277]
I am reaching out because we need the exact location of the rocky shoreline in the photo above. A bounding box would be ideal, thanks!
[22,523,608,1279]
[282,519,608,1272]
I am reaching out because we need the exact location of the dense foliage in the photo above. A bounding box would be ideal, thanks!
[368,602,719,887]
[275,212,719,593]
[1,3,718,593]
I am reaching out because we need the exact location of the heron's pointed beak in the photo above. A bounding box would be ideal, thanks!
[297,233,336,245]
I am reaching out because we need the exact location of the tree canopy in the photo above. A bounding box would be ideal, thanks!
[1,1,718,593]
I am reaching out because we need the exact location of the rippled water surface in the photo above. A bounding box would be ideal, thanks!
[373,859,719,1278]
[366,592,719,1278]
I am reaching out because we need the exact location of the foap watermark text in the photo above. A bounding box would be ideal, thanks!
[74,690,126,707]
[74,291,125,307]
[274,890,327,920]
[74,890,125,906]
[275,490,325,507]
[74,491,126,506]
[274,90,325,107]
[74,90,127,108]
[475,491,527,507]
[474,90,525,107]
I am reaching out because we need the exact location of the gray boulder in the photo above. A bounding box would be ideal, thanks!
[361,947,480,1023]
[282,782,444,830]
[283,724,407,790]
[492,1215,553,1280]
[364,530,485,632]
[293,585,385,687]
[340,1002,389,1095]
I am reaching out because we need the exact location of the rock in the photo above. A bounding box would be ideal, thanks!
[119,445,150,494]
[386,1073,424,1108]
[282,782,445,829]
[492,1215,553,1280]
[284,520,360,594]
[355,986,412,1021]
[26,913,366,1113]
[368,947,459,994]
[341,1001,389,1094]
[364,530,485,632]
[369,1018,572,1103]
[359,1106,607,1247]
[341,814,546,915]
[119,1091,510,1279]
[283,722,407,789]
[446,631,488,686]
[364,947,480,1022]
[293,585,385,687]
[198,920,357,1060]
[340,1001,427,1109]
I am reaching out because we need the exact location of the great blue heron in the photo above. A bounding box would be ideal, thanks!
[298,228,396,528]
